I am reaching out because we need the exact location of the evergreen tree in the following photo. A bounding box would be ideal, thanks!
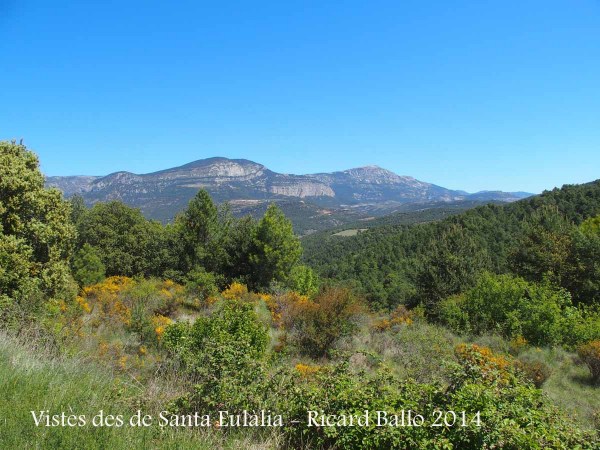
[72,244,105,287]
[250,203,302,289]
[413,224,490,312]
[69,194,87,226]
[176,189,231,276]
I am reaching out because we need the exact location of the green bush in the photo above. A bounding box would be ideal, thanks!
[184,267,220,302]
[285,264,320,296]
[276,348,598,449]
[437,272,594,347]
[164,299,270,413]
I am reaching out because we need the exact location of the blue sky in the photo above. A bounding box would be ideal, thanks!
[1,1,599,193]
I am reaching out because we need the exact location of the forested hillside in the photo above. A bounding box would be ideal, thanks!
[303,181,600,309]
[2,142,600,449]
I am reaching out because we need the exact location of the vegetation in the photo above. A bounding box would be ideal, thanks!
[436,272,600,347]
[2,141,600,448]
[303,182,600,309]
[578,340,600,384]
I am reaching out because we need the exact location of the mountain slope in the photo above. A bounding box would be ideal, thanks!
[46,157,531,230]
[302,179,600,307]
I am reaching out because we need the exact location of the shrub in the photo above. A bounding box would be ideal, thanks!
[221,281,249,300]
[184,267,219,303]
[276,286,365,357]
[515,359,552,388]
[454,343,512,384]
[372,305,416,332]
[577,340,600,384]
[75,277,183,346]
[164,299,270,413]
[438,272,588,347]
[275,353,598,449]
[285,264,320,297]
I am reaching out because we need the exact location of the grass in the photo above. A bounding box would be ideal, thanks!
[342,320,460,385]
[526,347,600,431]
[0,332,280,449]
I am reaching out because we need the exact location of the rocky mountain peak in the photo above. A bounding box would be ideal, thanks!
[46,156,532,224]
[342,165,418,185]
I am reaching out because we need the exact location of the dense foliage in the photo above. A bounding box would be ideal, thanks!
[303,181,600,310]
[0,141,76,322]
[2,142,600,448]
[437,272,600,347]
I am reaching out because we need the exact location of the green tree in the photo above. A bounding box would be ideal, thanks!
[580,214,600,236]
[71,244,105,287]
[176,190,231,276]
[69,194,87,226]
[221,215,257,284]
[510,206,573,285]
[0,141,76,319]
[563,224,600,305]
[77,201,168,277]
[250,203,302,289]
[286,264,319,296]
[414,224,490,312]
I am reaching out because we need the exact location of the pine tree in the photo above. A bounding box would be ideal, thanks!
[250,203,301,289]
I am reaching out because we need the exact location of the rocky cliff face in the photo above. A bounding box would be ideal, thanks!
[46,157,531,224]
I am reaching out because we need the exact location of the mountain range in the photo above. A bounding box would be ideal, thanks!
[46,157,532,234]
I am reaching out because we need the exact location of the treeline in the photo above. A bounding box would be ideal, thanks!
[303,180,600,311]
[71,192,304,291]
[1,141,316,324]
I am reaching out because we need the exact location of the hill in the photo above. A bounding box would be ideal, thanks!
[302,180,600,308]
[46,157,531,233]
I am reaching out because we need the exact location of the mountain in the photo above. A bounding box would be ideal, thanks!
[46,157,532,233]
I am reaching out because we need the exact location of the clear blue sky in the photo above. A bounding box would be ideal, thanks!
[1,1,599,193]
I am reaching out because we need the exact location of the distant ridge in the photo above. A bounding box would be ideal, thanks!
[46,157,532,230]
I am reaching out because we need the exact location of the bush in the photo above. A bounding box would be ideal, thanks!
[275,286,365,357]
[577,340,600,384]
[275,350,598,449]
[164,299,270,413]
[437,272,589,347]
[74,277,183,346]
[285,264,320,297]
[515,358,553,388]
[371,305,416,332]
[184,267,220,303]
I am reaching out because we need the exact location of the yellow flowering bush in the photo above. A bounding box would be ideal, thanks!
[509,335,528,355]
[295,363,321,378]
[371,305,414,332]
[221,282,249,300]
[81,276,134,325]
[152,315,173,341]
[455,343,512,384]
